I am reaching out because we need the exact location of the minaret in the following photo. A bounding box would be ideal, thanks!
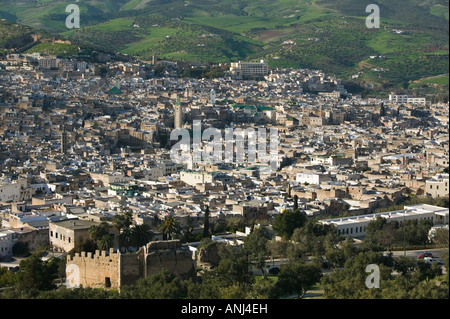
[210,89,216,105]
[174,97,183,129]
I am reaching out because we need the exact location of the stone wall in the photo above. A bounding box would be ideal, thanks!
[145,240,196,280]
[67,248,120,290]
[66,240,196,290]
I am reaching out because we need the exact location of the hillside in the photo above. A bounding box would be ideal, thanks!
[0,0,448,95]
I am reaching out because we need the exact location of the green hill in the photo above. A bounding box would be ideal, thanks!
[0,0,448,94]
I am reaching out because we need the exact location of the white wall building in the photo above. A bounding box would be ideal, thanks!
[180,171,214,186]
[230,60,269,77]
[0,179,28,202]
[388,94,427,105]
[0,229,16,259]
[296,172,332,185]
[320,204,449,238]
[425,174,449,198]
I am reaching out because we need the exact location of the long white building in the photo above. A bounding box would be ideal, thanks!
[320,204,449,238]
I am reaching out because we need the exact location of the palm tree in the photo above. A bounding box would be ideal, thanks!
[88,222,111,251]
[119,227,134,252]
[159,216,180,240]
[97,234,112,251]
[112,210,133,233]
[132,224,153,247]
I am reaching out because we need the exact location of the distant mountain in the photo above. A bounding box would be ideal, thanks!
[0,0,448,93]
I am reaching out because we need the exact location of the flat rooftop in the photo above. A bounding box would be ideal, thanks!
[50,219,99,230]
[321,204,449,226]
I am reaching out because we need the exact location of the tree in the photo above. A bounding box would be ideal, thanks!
[403,219,433,246]
[88,222,112,251]
[243,227,270,278]
[214,244,254,286]
[275,261,322,298]
[120,269,187,299]
[118,227,134,251]
[97,235,112,251]
[112,210,133,233]
[378,222,401,252]
[203,206,210,239]
[322,251,391,299]
[188,243,254,299]
[267,238,288,263]
[16,253,60,292]
[70,237,97,257]
[131,224,153,247]
[0,267,16,288]
[273,209,307,240]
[12,241,30,257]
[159,216,180,240]
[433,227,449,248]
[393,256,417,277]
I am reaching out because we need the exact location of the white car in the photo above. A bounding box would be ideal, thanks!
[424,257,444,265]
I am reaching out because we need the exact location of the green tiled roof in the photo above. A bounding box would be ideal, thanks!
[232,104,275,112]
[107,86,123,94]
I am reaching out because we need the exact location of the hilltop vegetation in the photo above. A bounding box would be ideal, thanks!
[0,0,448,97]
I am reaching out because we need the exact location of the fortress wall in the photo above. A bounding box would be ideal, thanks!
[66,241,196,290]
[119,247,145,286]
[67,248,120,290]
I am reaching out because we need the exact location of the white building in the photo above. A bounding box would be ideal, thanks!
[0,229,16,259]
[39,58,58,70]
[320,204,449,238]
[230,60,269,77]
[0,178,28,202]
[425,174,449,198]
[180,171,214,186]
[296,172,332,185]
[388,94,426,106]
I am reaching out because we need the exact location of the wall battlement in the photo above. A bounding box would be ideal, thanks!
[67,248,120,261]
[66,240,195,290]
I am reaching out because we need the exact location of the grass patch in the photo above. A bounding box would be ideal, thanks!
[410,74,449,87]
[430,4,449,21]
[121,26,179,55]
[254,274,278,283]
[25,42,79,57]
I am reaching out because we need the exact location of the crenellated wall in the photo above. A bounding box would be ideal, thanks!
[66,240,196,290]
[67,248,121,290]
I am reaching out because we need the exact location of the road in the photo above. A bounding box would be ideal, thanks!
[389,248,448,260]
[251,248,448,276]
